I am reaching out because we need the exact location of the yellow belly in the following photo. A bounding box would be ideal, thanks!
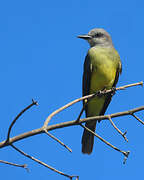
[87,64,116,116]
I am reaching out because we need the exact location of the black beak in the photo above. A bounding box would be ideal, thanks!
[77,34,91,40]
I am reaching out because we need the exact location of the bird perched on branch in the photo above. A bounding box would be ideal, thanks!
[78,28,122,154]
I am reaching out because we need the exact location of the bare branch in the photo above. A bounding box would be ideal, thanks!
[43,81,143,128]
[44,130,72,153]
[5,99,38,143]
[11,144,77,179]
[0,81,143,178]
[108,116,128,142]
[80,124,130,162]
[0,106,144,149]
[0,159,28,171]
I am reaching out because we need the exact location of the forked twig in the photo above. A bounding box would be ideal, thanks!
[108,116,128,142]
[80,124,130,163]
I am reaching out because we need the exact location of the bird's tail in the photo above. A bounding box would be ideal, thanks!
[81,121,97,154]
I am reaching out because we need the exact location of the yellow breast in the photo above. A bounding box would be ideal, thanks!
[90,62,116,93]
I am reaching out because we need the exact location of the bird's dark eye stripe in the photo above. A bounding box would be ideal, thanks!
[93,33,103,38]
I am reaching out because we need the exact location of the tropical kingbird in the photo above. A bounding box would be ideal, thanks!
[78,28,122,154]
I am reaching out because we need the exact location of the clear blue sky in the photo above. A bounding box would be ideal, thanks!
[0,0,144,179]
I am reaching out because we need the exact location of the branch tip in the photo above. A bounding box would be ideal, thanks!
[23,164,30,172]
[123,151,130,164]
[70,175,79,180]
[0,160,29,171]
[123,131,127,136]
[140,81,143,87]
[32,99,38,106]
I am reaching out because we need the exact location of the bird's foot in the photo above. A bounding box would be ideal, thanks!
[111,87,116,96]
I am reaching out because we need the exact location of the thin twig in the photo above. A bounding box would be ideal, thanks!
[76,98,92,122]
[80,124,130,161]
[43,94,91,129]
[0,106,144,149]
[0,159,28,171]
[44,130,72,153]
[5,99,38,144]
[43,81,143,128]
[76,106,85,122]
[11,144,76,179]
[116,81,143,90]
[108,116,128,142]
[131,113,144,125]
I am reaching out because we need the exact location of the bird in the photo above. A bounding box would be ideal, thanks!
[78,28,122,154]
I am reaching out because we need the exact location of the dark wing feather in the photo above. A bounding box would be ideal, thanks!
[82,54,96,154]
[82,54,92,117]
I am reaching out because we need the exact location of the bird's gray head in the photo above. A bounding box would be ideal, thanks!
[78,28,113,48]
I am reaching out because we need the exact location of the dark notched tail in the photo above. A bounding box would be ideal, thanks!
[81,121,97,154]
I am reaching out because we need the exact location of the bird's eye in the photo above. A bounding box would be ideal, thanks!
[94,33,103,38]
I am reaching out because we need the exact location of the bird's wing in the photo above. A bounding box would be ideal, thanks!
[82,54,92,116]
[82,52,122,117]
